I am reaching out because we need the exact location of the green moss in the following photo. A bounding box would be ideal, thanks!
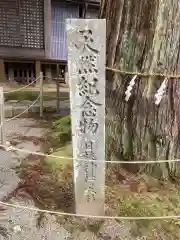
[52,116,71,133]
[45,143,72,170]
[115,190,180,238]
[51,116,71,146]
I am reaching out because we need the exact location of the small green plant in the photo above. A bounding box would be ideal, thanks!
[51,115,71,145]
[5,91,39,101]
[4,91,63,101]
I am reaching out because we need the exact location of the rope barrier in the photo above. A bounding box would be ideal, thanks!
[0,200,179,220]
[106,67,180,78]
[1,74,180,221]
[4,77,39,94]
[0,143,180,165]
[5,95,40,123]
[3,75,65,96]
[0,71,178,164]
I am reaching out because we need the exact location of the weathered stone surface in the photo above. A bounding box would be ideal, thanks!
[28,104,40,113]
[66,19,106,215]
[25,127,48,138]
[0,150,19,169]
[3,120,30,138]
[20,100,33,105]
[0,118,73,240]
[4,105,13,118]
[18,119,38,127]
[13,106,29,118]
[0,168,20,200]
[8,100,19,104]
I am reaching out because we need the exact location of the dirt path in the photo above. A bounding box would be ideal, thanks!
[0,118,71,240]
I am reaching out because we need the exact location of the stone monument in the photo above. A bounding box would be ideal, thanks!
[66,19,106,215]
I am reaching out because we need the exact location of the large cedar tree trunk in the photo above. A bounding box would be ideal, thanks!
[101,0,180,180]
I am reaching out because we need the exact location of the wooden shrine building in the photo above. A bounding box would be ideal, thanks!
[0,0,100,84]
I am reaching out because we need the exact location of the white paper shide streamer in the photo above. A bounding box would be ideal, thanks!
[155,78,168,105]
[125,75,137,101]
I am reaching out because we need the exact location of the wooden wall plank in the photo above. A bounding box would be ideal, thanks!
[0,47,45,60]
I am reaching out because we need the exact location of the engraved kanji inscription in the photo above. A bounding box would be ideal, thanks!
[75,28,99,55]
[79,55,98,73]
[85,180,96,202]
[67,19,105,215]
[81,96,102,117]
[78,75,99,97]
[79,118,99,134]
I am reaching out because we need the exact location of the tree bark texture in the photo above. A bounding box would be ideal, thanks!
[101,0,180,180]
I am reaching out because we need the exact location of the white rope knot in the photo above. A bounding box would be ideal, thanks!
[125,75,137,101]
[155,78,168,105]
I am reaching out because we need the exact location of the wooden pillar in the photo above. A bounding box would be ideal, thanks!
[56,64,60,112]
[22,69,25,83]
[35,61,41,86]
[30,69,34,82]
[8,65,14,82]
[65,65,68,85]
[0,87,5,145]
[83,2,88,18]
[40,72,44,118]
[45,64,52,82]
[17,68,20,82]
[0,59,5,82]
[26,70,30,83]
[35,61,41,79]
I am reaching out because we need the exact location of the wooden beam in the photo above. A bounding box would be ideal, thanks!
[5,59,34,64]
[44,0,51,59]
[40,60,66,65]
[45,65,52,82]
[8,64,14,82]
[0,59,5,82]
[0,47,45,60]
[65,65,69,85]
[65,0,100,7]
